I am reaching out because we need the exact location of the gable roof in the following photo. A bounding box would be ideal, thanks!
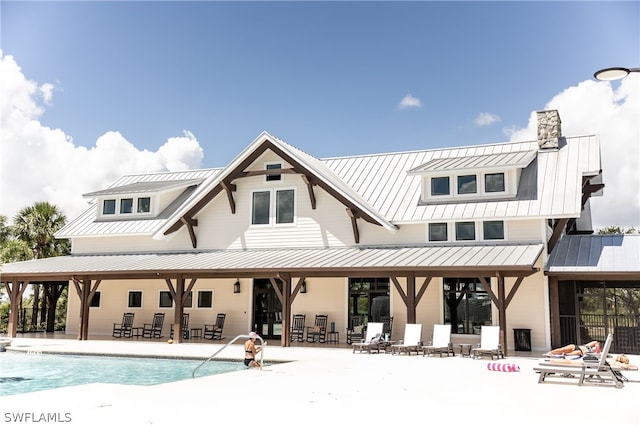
[57,131,603,239]
[154,131,398,239]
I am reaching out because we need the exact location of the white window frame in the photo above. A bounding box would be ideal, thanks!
[250,187,297,226]
[98,195,155,219]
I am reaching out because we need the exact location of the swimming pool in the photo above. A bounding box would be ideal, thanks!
[0,352,246,397]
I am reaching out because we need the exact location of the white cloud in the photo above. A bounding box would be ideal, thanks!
[398,94,422,109]
[508,78,640,230]
[0,52,204,223]
[474,112,500,127]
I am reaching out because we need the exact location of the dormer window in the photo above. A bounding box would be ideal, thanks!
[137,197,151,213]
[431,177,450,196]
[120,198,133,214]
[457,175,477,194]
[408,150,536,204]
[100,197,154,217]
[485,173,505,193]
[103,199,116,215]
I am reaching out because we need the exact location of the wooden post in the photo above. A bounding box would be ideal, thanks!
[4,280,29,337]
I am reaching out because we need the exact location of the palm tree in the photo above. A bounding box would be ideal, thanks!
[12,202,70,331]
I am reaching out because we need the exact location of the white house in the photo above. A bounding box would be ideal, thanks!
[3,109,639,353]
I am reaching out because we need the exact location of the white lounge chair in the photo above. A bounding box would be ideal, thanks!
[471,325,504,360]
[534,333,625,388]
[390,323,422,356]
[422,324,454,357]
[352,322,384,354]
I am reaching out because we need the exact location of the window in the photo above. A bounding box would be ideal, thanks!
[443,277,492,334]
[266,163,282,181]
[128,291,142,308]
[276,189,294,224]
[348,278,390,325]
[120,198,133,214]
[431,177,450,196]
[103,199,116,215]
[483,221,504,240]
[251,189,295,225]
[198,291,213,308]
[159,291,173,308]
[429,223,448,242]
[457,175,477,194]
[90,291,101,308]
[485,173,505,193]
[159,291,193,308]
[137,197,151,213]
[252,191,270,225]
[455,222,476,240]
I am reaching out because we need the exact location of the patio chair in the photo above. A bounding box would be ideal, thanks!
[471,325,504,360]
[112,312,134,338]
[534,333,625,388]
[352,322,385,354]
[142,313,165,339]
[346,315,365,344]
[203,313,226,340]
[391,323,423,355]
[306,314,328,343]
[290,314,306,342]
[422,324,454,357]
[170,313,190,340]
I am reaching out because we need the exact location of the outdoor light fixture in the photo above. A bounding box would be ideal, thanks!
[300,280,307,294]
[593,66,640,81]
[233,279,240,294]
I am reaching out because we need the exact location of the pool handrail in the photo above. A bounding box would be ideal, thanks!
[192,334,265,378]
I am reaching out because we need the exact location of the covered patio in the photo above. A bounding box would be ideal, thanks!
[2,243,543,355]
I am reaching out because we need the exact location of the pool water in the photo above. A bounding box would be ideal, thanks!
[0,352,246,396]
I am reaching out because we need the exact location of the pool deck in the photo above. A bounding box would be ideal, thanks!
[1,337,639,426]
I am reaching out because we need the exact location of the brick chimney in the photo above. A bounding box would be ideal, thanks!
[537,110,561,150]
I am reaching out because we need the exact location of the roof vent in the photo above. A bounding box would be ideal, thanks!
[537,110,561,150]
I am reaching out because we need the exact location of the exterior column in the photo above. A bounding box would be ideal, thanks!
[4,280,29,337]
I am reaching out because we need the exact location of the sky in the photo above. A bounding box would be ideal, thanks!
[1,1,639,231]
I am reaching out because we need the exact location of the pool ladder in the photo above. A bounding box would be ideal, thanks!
[192,334,265,378]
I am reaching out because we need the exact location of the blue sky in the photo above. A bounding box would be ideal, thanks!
[1,1,639,228]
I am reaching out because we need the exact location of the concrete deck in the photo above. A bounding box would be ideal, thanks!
[1,337,639,426]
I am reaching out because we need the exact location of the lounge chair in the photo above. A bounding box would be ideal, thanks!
[203,313,226,340]
[290,314,306,342]
[346,315,365,344]
[422,324,454,357]
[112,312,134,338]
[170,313,190,340]
[306,314,328,343]
[534,333,625,388]
[390,323,423,355]
[471,325,504,360]
[352,322,385,354]
[142,313,165,339]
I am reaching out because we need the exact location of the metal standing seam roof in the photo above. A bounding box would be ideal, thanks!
[56,169,221,238]
[82,179,206,197]
[0,243,544,279]
[56,133,602,238]
[324,135,601,223]
[407,150,538,174]
[545,234,640,275]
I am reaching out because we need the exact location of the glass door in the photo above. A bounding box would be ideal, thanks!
[252,279,282,339]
